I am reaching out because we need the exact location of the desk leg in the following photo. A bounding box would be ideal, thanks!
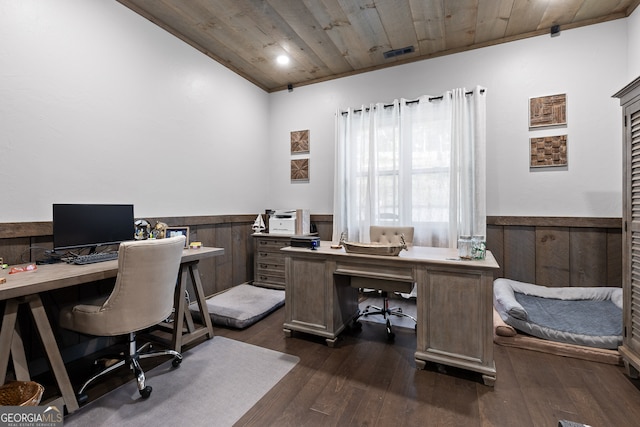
[188,263,214,340]
[171,267,188,352]
[169,261,214,352]
[0,300,30,381]
[11,322,30,381]
[27,295,79,413]
[0,299,19,383]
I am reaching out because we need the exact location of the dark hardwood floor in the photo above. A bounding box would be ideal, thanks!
[50,303,640,426]
[212,306,640,427]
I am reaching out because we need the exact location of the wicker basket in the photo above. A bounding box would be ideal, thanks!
[0,381,44,406]
[342,241,406,256]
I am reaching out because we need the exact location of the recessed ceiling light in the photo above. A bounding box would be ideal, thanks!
[277,55,290,65]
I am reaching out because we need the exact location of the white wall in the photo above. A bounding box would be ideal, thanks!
[268,20,629,217]
[0,3,634,223]
[0,0,270,222]
[628,6,640,80]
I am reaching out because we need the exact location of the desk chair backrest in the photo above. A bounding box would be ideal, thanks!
[61,236,185,336]
[370,226,414,246]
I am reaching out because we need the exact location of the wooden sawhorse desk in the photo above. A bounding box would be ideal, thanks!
[0,246,223,413]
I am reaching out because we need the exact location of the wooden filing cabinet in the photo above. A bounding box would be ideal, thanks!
[252,233,294,289]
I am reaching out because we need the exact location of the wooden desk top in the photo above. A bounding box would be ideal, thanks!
[281,241,499,270]
[0,246,224,301]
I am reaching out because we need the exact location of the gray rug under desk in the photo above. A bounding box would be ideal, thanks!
[64,336,299,427]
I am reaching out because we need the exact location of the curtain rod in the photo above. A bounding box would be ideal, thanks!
[342,89,485,115]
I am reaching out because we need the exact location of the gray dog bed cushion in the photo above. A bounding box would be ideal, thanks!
[493,278,622,349]
[189,284,285,329]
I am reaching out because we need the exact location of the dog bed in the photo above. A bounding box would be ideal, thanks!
[493,307,622,365]
[493,278,622,350]
[189,283,284,329]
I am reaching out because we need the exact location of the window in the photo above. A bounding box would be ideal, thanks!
[333,88,486,247]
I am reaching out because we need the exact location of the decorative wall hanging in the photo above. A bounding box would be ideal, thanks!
[291,158,309,181]
[290,130,310,154]
[529,94,567,128]
[530,135,567,167]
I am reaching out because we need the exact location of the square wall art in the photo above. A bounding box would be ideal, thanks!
[529,94,567,128]
[530,135,567,167]
[291,130,310,154]
[291,158,309,181]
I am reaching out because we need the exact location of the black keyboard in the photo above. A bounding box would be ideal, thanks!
[72,252,119,265]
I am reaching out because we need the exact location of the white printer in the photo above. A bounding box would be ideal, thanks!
[268,209,310,235]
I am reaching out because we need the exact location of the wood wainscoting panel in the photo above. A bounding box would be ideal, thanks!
[486,217,622,287]
[0,237,33,267]
[570,227,608,287]
[607,229,623,286]
[486,225,504,278]
[211,224,233,296]
[502,226,536,283]
[535,227,570,287]
[231,222,253,288]
[0,215,623,294]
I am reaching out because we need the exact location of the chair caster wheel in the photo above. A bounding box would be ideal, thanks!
[172,357,182,368]
[139,386,152,399]
[76,393,89,405]
[386,321,395,341]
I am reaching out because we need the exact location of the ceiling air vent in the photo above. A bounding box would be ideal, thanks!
[383,45,415,59]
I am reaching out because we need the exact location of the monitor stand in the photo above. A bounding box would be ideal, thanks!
[36,250,64,265]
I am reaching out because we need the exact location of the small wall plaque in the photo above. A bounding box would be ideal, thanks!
[530,135,567,167]
[291,130,310,153]
[529,94,566,128]
[291,158,309,181]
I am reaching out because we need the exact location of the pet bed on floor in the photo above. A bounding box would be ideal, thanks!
[493,278,622,350]
[189,283,284,329]
[493,307,622,365]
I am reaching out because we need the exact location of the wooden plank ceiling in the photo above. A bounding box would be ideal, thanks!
[116,0,639,92]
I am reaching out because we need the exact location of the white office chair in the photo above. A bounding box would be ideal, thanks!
[59,236,185,404]
[354,226,417,340]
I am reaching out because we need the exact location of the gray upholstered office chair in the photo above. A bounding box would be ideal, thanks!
[355,226,416,340]
[59,235,186,403]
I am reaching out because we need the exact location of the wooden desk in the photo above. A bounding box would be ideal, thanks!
[282,242,499,385]
[0,246,223,413]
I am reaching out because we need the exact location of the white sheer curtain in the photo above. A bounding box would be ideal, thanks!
[332,86,486,248]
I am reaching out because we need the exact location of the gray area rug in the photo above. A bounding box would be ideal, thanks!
[64,336,299,427]
[358,296,417,330]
